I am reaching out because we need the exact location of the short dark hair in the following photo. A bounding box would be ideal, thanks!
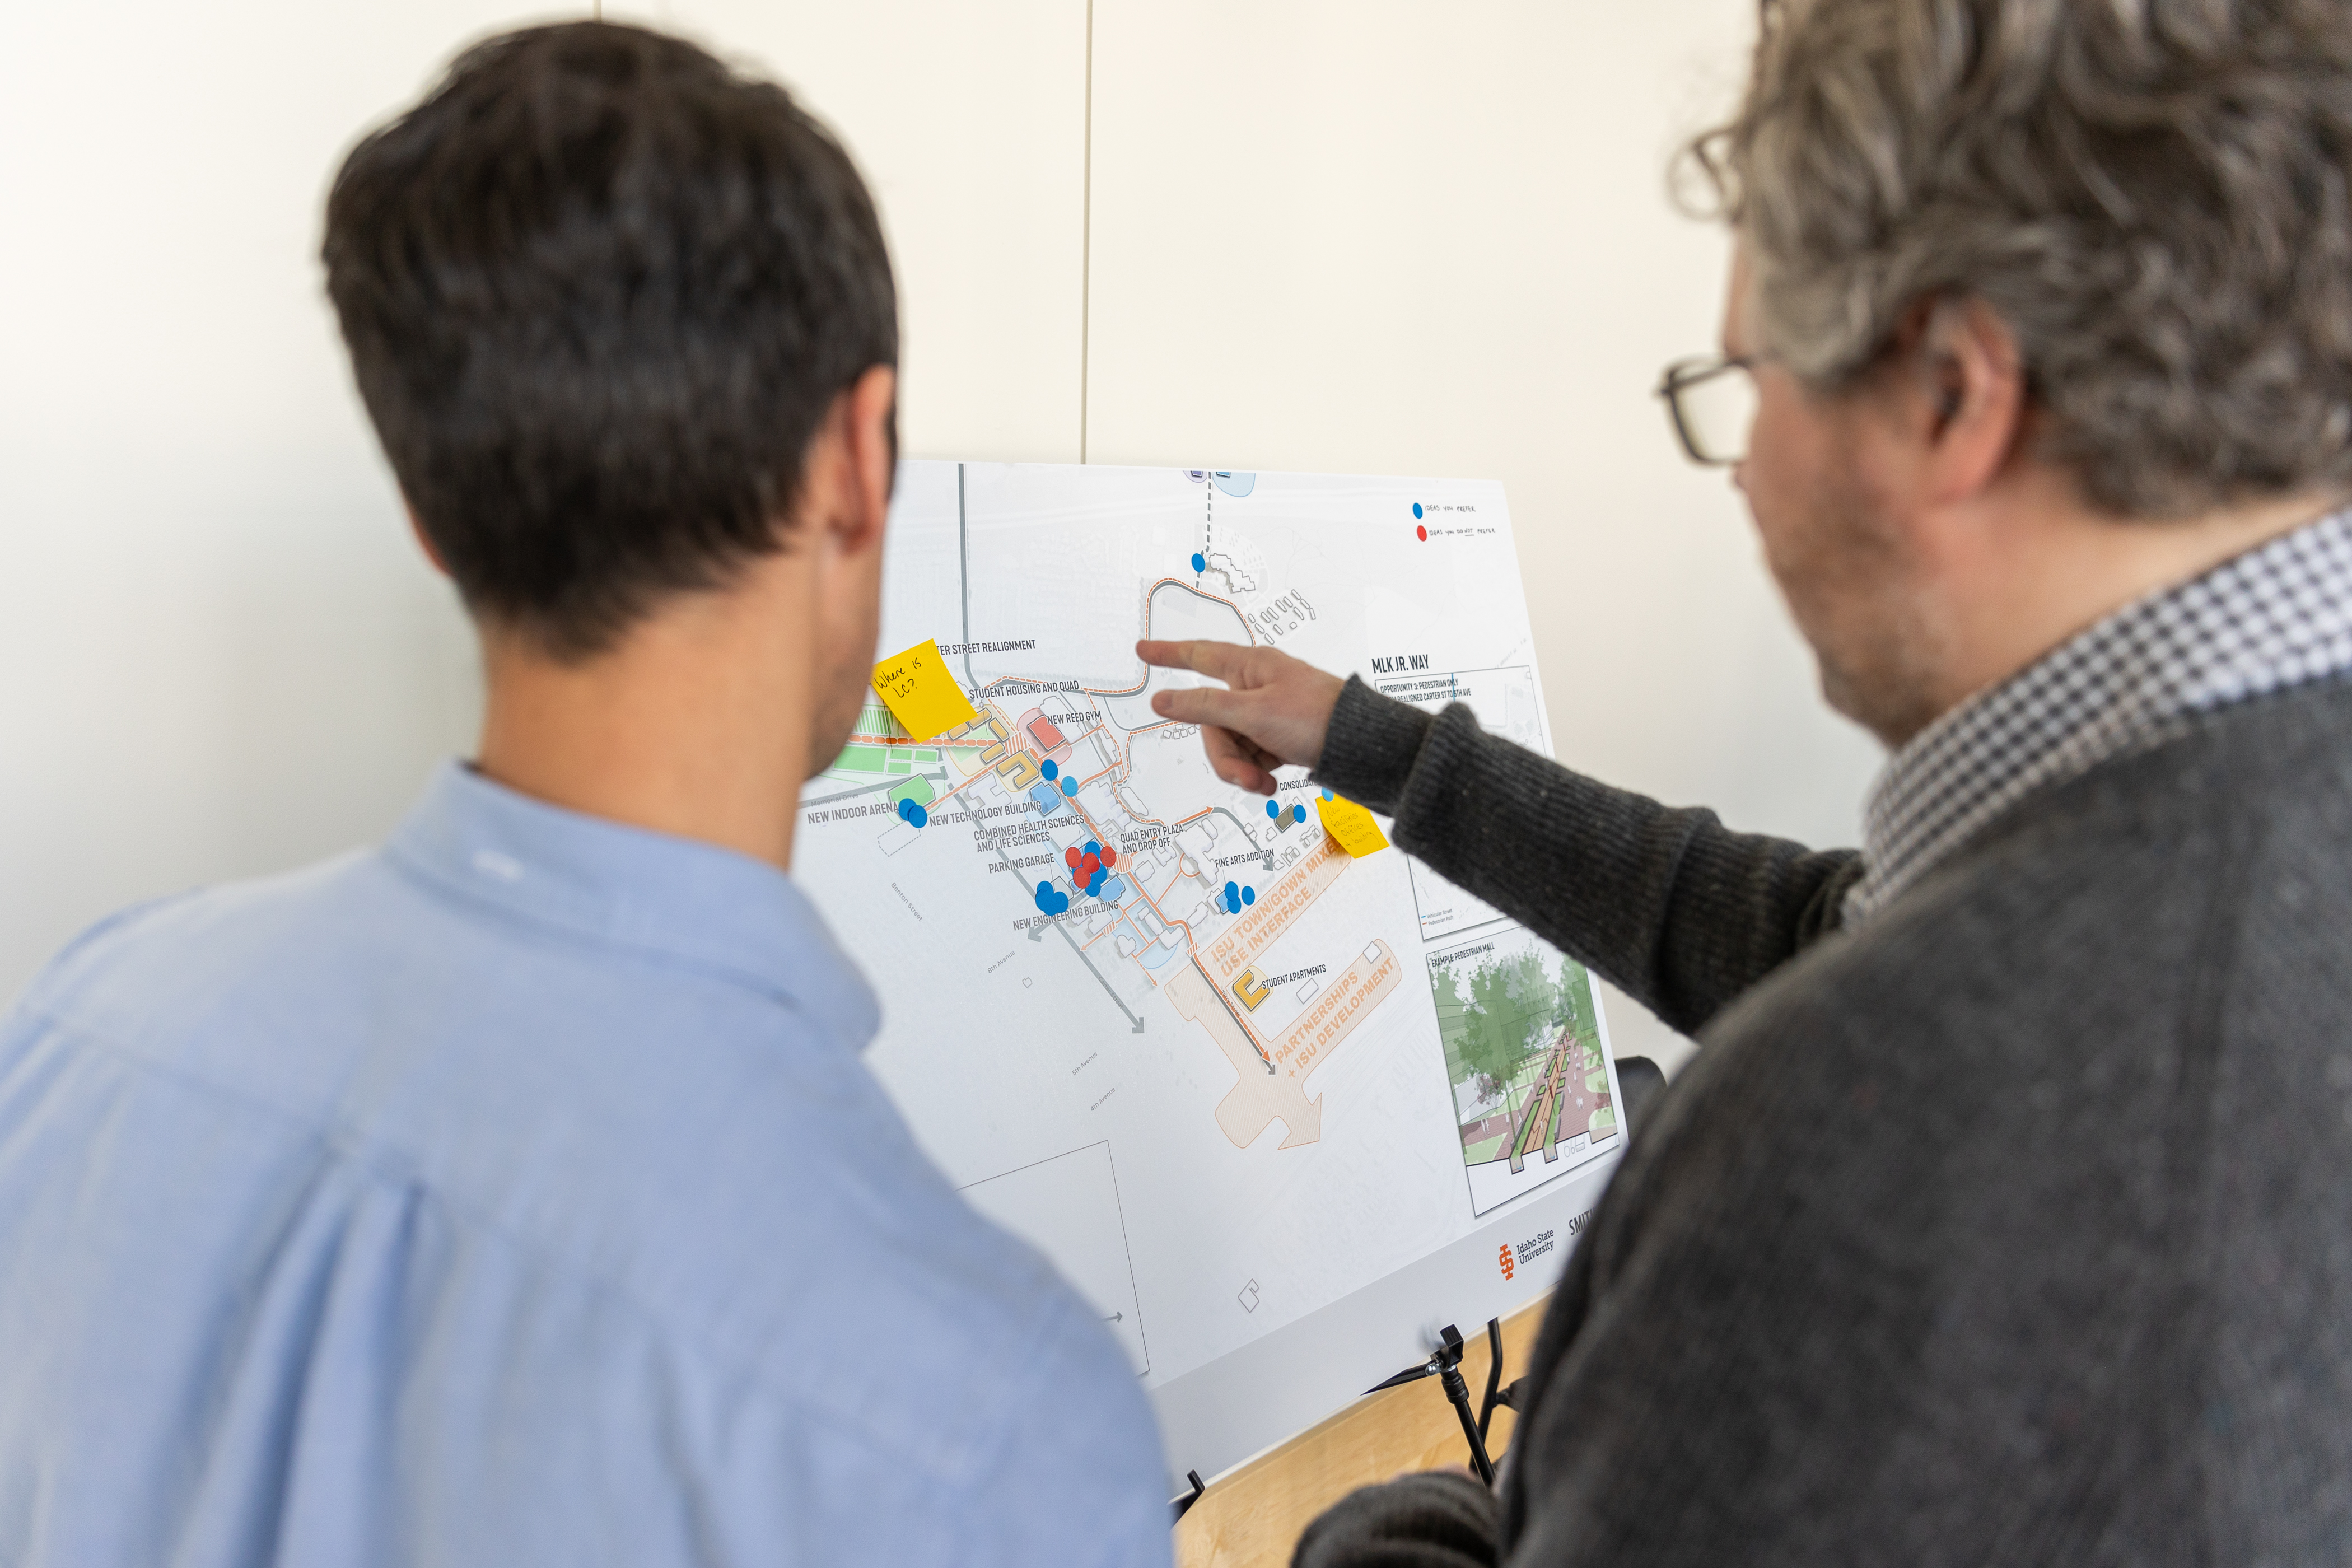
[324,22,897,659]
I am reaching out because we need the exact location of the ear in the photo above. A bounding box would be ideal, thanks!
[831,365,897,557]
[1915,297,2027,505]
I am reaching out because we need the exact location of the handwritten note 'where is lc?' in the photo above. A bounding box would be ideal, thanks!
[870,639,979,743]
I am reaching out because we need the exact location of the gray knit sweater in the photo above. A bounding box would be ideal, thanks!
[1292,672,2352,1567]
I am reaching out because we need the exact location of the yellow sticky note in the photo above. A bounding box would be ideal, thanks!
[1316,794,1389,857]
[870,639,978,743]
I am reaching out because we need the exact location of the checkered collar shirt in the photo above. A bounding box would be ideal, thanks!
[1846,506,2352,924]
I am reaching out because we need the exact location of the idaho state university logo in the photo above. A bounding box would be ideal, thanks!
[1498,1242,1516,1281]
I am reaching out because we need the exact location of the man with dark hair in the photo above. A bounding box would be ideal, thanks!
[1141,1,2352,1564]
[0,24,1167,1566]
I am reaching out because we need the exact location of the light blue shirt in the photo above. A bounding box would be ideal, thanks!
[0,763,1170,1566]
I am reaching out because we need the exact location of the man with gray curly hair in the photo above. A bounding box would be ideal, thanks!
[1140,1,2352,1562]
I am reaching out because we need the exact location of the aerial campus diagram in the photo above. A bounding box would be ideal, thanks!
[791,461,1625,1409]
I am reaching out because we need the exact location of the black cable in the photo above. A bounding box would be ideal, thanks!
[1476,1317,1502,1441]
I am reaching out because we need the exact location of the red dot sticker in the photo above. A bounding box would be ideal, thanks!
[1099,846,1117,868]
[1417,525,1429,541]
[1065,846,1082,867]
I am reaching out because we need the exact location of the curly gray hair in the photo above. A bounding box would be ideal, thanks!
[1691,0,2352,517]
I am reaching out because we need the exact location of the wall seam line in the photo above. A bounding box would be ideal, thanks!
[1080,0,1094,464]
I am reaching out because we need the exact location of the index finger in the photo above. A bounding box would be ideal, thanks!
[1136,638,1252,683]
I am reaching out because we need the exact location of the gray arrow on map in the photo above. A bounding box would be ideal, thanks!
[802,778,900,809]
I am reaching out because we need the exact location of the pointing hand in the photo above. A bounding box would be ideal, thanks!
[1135,639,1346,797]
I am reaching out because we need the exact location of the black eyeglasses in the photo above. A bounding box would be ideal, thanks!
[1655,354,1761,467]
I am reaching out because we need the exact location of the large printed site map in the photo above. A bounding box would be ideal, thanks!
[792,463,1628,1482]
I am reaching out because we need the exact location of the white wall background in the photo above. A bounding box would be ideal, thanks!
[0,1,1880,1068]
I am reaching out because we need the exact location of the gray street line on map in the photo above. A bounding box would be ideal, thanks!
[1196,955,1275,1074]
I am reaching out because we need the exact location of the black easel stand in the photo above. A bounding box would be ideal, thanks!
[1364,1319,1502,1486]
[1184,1315,1521,1519]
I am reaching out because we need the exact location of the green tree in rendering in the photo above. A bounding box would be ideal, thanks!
[1459,950,1560,1156]
[1433,966,1471,1086]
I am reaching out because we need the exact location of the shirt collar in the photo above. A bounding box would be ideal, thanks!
[1848,506,2352,923]
[385,760,881,1053]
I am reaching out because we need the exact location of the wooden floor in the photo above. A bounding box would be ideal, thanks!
[1173,1297,1547,1567]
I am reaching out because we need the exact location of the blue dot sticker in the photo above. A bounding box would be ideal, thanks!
[1242,885,1256,906]
[1291,803,1306,823]
[1412,502,1424,519]
[1040,758,1057,781]
[1061,777,1078,796]
[1191,552,1206,573]
[1264,800,1279,819]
